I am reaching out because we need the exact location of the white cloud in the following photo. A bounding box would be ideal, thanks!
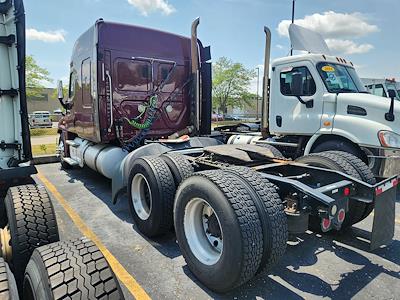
[276,44,285,50]
[127,0,176,16]
[326,39,374,55]
[277,11,378,55]
[277,11,379,39]
[26,28,66,43]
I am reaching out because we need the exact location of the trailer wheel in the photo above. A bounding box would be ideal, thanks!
[160,153,194,186]
[296,152,367,230]
[0,258,19,300]
[174,170,263,293]
[128,156,175,237]
[224,166,288,274]
[23,237,124,300]
[4,185,59,288]
[326,151,376,221]
[257,144,285,159]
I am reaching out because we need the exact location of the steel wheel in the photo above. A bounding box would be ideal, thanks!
[131,173,152,221]
[184,198,223,265]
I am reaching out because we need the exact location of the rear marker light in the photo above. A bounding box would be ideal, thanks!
[321,218,331,231]
[331,205,337,215]
[343,187,351,196]
[338,209,346,223]
[375,178,399,196]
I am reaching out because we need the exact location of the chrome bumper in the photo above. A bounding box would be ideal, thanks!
[365,148,400,178]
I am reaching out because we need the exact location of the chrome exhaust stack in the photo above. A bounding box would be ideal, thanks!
[191,17,201,133]
[262,26,272,137]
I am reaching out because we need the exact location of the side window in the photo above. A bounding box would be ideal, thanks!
[68,71,77,99]
[373,84,387,97]
[81,58,92,106]
[157,63,184,93]
[116,59,151,92]
[280,66,316,96]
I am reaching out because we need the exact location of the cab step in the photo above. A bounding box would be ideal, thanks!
[62,157,79,166]
[65,140,80,148]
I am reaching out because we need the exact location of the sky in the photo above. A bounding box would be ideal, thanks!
[24,0,400,92]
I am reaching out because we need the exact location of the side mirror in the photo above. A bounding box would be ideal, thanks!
[291,72,303,96]
[57,80,64,100]
[385,89,396,122]
[388,89,396,99]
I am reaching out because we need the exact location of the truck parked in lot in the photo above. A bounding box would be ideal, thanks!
[225,25,400,179]
[0,1,123,298]
[28,110,52,128]
[57,20,398,292]
[362,78,400,100]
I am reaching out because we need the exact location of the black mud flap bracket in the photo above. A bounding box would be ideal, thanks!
[370,176,398,250]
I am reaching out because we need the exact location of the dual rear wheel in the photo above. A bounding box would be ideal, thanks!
[127,153,288,293]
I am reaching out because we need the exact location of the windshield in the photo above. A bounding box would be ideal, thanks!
[317,62,367,93]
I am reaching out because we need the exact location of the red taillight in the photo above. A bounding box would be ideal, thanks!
[321,218,331,231]
[343,187,351,196]
[338,209,346,223]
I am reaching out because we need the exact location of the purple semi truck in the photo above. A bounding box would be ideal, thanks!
[56,19,398,293]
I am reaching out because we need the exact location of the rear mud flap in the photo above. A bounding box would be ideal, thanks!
[370,186,396,251]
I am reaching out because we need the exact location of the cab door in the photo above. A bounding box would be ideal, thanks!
[269,61,324,135]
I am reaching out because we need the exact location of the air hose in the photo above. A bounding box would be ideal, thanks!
[124,95,158,130]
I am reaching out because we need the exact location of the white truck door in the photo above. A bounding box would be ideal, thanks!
[270,62,324,135]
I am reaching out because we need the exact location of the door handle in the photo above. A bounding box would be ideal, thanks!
[105,70,114,133]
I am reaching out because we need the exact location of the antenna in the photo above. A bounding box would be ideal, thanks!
[290,0,296,56]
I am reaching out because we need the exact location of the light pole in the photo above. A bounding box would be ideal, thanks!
[256,67,260,120]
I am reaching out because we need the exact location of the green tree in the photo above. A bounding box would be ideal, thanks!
[26,55,52,98]
[212,57,256,115]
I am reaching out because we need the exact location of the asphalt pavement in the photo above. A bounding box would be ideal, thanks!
[34,163,400,300]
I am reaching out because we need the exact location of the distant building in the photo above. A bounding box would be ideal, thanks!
[226,98,260,119]
[27,88,61,113]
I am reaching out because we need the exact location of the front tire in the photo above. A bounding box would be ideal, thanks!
[174,170,263,293]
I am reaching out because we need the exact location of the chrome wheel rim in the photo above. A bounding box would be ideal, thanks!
[131,174,152,220]
[184,198,223,265]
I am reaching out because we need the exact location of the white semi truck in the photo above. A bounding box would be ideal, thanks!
[227,24,400,179]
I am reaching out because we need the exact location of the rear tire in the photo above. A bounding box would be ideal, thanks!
[23,237,124,300]
[312,139,367,163]
[326,151,376,220]
[296,152,366,230]
[4,185,59,289]
[0,258,19,300]
[128,156,175,237]
[257,144,285,159]
[223,166,288,274]
[174,170,263,293]
[160,153,194,186]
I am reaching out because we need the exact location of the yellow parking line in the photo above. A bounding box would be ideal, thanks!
[37,172,151,300]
